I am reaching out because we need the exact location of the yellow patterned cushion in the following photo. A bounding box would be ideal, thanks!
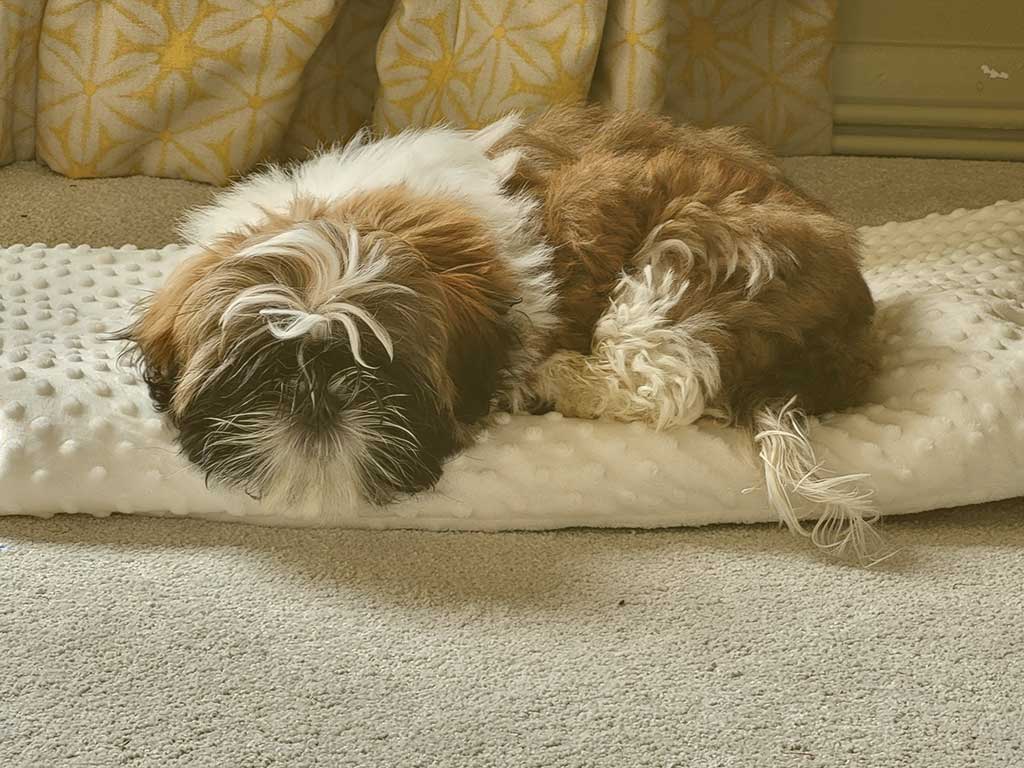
[282,0,393,162]
[1,0,838,184]
[36,0,340,183]
[0,0,43,164]
[593,0,837,154]
[373,0,605,132]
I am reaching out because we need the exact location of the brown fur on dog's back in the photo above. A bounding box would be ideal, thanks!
[494,104,877,423]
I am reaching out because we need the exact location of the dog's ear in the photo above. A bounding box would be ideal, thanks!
[378,196,519,423]
[115,243,229,413]
[436,264,518,424]
[113,301,180,414]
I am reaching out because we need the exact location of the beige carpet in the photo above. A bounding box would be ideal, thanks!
[2,157,1024,767]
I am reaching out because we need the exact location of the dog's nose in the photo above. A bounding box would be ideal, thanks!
[292,379,342,432]
[290,368,346,430]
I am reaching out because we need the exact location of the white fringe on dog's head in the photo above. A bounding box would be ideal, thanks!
[218,223,412,366]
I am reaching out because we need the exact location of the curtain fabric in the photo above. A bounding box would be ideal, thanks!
[0,0,838,184]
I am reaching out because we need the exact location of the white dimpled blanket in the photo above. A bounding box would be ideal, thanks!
[2,201,1024,529]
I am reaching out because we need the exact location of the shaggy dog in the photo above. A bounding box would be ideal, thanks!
[120,104,881,558]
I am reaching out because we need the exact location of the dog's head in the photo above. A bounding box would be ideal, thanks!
[120,188,520,511]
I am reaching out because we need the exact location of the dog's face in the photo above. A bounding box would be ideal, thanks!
[122,189,519,511]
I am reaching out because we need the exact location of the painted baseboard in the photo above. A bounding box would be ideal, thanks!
[832,37,1024,159]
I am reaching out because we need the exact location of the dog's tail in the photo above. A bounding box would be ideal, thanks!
[749,397,892,565]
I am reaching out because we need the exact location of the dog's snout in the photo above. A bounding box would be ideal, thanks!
[292,378,343,431]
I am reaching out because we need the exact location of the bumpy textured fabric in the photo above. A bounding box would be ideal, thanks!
[0,0,836,183]
[1,201,1023,527]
